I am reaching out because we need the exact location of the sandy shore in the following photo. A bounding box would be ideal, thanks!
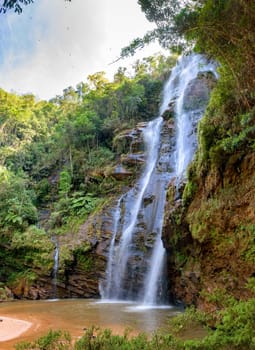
[0,316,32,342]
[0,312,137,349]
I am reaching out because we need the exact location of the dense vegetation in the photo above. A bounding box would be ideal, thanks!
[0,54,175,297]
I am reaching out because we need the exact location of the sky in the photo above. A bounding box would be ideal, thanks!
[0,0,165,100]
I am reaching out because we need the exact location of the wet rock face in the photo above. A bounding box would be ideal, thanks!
[113,123,146,158]
[162,101,175,120]
[52,204,115,299]
[162,152,255,311]
[183,72,217,111]
[8,198,117,300]
[108,124,148,174]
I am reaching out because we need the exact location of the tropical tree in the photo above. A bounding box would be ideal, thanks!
[121,0,255,111]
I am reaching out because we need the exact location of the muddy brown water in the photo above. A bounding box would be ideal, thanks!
[0,299,180,349]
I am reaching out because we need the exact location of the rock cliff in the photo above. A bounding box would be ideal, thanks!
[163,144,255,312]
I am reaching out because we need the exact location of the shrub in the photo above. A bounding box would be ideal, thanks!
[15,329,72,350]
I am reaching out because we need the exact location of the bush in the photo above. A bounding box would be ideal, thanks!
[15,329,72,350]
[182,180,197,207]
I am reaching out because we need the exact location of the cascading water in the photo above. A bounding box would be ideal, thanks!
[100,117,164,300]
[101,196,123,299]
[100,54,216,305]
[51,237,59,297]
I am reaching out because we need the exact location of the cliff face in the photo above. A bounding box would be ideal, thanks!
[3,124,144,300]
[162,151,255,311]
[160,59,255,311]
[8,197,121,300]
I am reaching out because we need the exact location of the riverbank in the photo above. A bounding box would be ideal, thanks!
[0,316,32,342]
[0,312,134,350]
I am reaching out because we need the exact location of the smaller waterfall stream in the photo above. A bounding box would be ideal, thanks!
[172,55,217,179]
[142,233,165,304]
[53,244,59,282]
[102,196,123,299]
[52,237,59,297]
[101,54,217,305]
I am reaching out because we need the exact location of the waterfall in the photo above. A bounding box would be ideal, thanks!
[101,54,216,304]
[100,117,163,299]
[171,55,217,179]
[114,118,163,297]
[100,196,122,299]
[52,237,59,297]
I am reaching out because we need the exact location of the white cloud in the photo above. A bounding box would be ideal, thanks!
[0,0,164,100]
